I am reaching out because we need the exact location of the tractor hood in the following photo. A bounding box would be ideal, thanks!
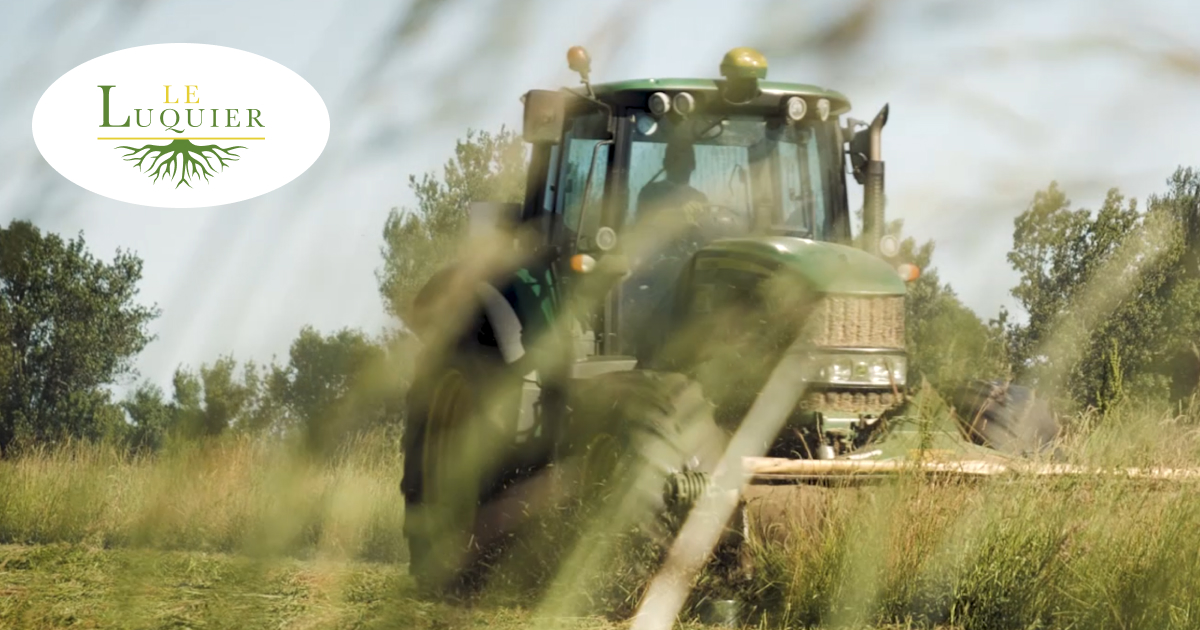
[697,236,907,296]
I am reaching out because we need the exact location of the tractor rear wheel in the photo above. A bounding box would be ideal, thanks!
[953,381,1059,456]
[401,343,519,594]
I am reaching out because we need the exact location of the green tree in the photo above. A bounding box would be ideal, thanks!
[1005,170,1200,410]
[0,311,13,407]
[1006,184,1151,408]
[151,328,414,449]
[272,326,411,452]
[1131,168,1200,402]
[196,356,253,436]
[235,362,292,436]
[169,367,203,436]
[0,220,158,453]
[168,358,272,438]
[121,381,173,452]
[377,127,527,327]
[1006,185,1138,372]
[882,220,1005,391]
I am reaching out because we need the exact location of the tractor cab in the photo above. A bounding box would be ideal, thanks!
[514,47,885,361]
[548,76,851,249]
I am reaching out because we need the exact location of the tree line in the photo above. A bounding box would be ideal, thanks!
[900,170,1200,413]
[3,127,1200,455]
[0,217,418,455]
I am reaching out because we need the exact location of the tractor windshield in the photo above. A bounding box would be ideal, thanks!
[626,114,838,239]
[619,113,841,356]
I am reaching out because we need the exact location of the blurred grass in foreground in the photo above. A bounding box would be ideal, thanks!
[0,404,1199,628]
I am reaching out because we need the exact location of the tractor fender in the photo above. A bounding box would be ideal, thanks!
[410,263,529,371]
[476,282,525,366]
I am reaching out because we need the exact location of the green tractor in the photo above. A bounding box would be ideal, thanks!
[400,46,1056,594]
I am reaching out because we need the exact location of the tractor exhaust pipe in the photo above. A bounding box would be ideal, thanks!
[861,104,889,256]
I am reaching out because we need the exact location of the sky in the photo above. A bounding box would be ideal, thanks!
[2,0,1200,394]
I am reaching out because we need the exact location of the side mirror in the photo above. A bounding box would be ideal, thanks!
[847,122,870,185]
[522,90,565,144]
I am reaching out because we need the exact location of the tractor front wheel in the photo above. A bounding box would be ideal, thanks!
[553,370,728,611]
[401,345,517,594]
[567,370,726,510]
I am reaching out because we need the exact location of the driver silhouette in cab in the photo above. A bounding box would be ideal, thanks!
[623,138,710,359]
[635,138,708,226]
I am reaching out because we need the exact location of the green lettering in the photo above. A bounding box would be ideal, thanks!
[186,108,204,127]
[160,109,182,133]
[134,109,153,127]
[211,108,218,127]
[225,109,239,127]
[247,109,263,127]
[98,85,130,127]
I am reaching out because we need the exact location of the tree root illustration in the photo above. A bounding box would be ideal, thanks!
[115,139,246,188]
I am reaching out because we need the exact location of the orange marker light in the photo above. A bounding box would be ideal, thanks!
[570,254,596,273]
[567,46,591,75]
[897,263,920,282]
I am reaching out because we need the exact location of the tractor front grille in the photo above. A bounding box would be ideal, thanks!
[808,295,905,349]
[799,389,904,414]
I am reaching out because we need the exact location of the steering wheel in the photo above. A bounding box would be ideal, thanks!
[688,203,750,240]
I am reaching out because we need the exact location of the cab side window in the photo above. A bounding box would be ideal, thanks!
[557,111,610,241]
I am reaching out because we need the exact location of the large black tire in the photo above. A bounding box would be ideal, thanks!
[401,342,521,594]
[952,380,1060,456]
[548,370,727,613]
[567,370,725,516]
[404,360,724,602]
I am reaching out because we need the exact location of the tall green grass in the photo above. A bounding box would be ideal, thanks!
[0,431,407,563]
[2,406,1200,629]
[739,403,1200,629]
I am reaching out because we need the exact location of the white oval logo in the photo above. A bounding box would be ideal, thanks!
[32,44,329,208]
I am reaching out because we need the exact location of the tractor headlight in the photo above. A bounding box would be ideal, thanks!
[812,353,906,387]
[648,92,671,116]
[816,98,831,121]
[672,92,696,116]
[784,96,807,122]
